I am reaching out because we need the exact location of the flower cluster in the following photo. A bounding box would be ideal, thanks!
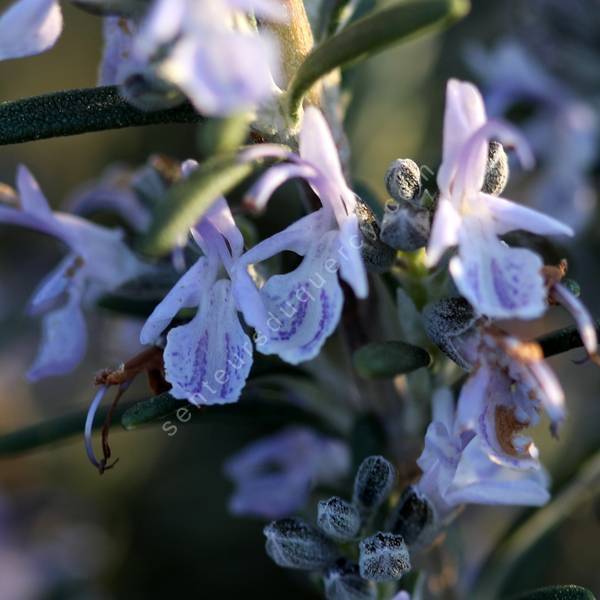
[0,0,597,597]
[140,107,367,403]
[0,0,284,114]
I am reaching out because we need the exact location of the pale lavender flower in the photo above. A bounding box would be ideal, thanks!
[232,107,368,365]
[415,388,550,526]
[0,166,148,380]
[99,16,137,86]
[426,79,573,320]
[0,0,62,61]
[133,0,284,115]
[466,40,598,232]
[140,194,253,405]
[224,427,350,519]
[456,331,565,472]
[67,163,151,233]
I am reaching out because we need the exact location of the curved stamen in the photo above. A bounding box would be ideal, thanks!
[244,163,318,213]
[551,282,599,362]
[195,220,236,276]
[239,144,294,163]
[84,385,108,471]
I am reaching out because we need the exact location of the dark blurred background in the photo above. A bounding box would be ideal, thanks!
[0,0,598,598]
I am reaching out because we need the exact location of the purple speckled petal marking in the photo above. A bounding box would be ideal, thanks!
[450,219,546,319]
[253,231,344,364]
[164,279,252,405]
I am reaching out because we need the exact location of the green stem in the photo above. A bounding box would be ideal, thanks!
[537,320,600,358]
[471,449,600,598]
[0,390,340,458]
[0,86,202,145]
[0,399,137,456]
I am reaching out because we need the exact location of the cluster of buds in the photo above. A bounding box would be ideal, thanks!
[263,455,433,599]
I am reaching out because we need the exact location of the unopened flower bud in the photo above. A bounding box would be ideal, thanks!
[482,141,509,196]
[385,486,433,546]
[380,200,431,251]
[354,200,396,272]
[385,159,422,203]
[352,456,396,520]
[318,497,361,542]
[324,559,376,600]
[264,518,338,570]
[359,532,411,582]
[423,297,480,370]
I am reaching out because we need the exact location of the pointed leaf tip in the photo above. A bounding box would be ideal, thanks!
[287,0,471,120]
[137,153,264,257]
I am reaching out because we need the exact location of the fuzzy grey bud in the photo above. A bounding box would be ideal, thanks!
[422,297,480,371]
[482,141,509,196]
[385,486,433,546]
[359,532,411,582]
[354,200,396,272]
[318,497,361,542]
[352,456,396,520]
[380,200,431,251]
[324,560,376,600]
[264,518,338,570]
[385,159,422,203]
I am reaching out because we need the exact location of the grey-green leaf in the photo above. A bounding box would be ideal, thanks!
[353,341,430,379]
[287,0,470,120]
[121,393,183,430]
[510,586,596,600]
[137,151,277,257]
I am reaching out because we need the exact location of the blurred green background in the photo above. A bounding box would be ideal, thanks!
[0,1,598,598]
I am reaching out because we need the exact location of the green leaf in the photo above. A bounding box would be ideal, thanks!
[121,389,342,435]
[353,341,431,379]
[510,586,596,600]
[137,150,280,257]
[196,111,252,158]
[121,393,183,430]
[0,86,202,146]
[287,0,470,121]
